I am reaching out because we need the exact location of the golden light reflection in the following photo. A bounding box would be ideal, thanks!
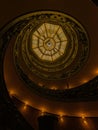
[81,114,85,119]
[24,101,29,105]
[95,69,98,75]
[59,115,64,123]
[32,23,68,62]
[81,114,88,126]
[68,84,74,89]
[9,90,16,96]
[22,101,29,110]
[23,105,27,110]
[40,107,46,116]
[82,79,88,84]
[58,111,65,124]
[38,82,43,87]
[58,111,65,117]
[83,120,88,125]
[50,86,57,90]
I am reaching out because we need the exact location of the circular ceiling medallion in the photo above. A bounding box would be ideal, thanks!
[31,23,68,62]
[13,11,89,81]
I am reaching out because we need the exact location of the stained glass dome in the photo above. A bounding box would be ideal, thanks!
[14,11,89,81]
[32,23,68,62]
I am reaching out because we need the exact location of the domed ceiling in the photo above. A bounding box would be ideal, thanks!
[13,11,89,93]
[14,11,89,82]
[1,0,98,117]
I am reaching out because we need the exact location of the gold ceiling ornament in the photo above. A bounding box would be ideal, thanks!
[0,10,94,101]
[32,23,68,62]
[13,11,89,81]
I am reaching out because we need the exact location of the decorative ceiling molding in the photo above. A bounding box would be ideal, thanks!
[1,11,98,102]
[13,11,89,81]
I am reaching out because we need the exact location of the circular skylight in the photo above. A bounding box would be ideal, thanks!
[14,11,89,81]
[32,23,68,62]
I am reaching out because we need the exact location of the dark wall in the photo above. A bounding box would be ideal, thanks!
[0,0,94,29]
[91,0,98,6]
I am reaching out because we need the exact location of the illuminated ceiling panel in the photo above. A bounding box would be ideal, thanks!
[14,11,89,81]
[32,23,68,62]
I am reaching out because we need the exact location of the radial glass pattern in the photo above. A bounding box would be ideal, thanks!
[32,23,68,62]
[14,11,89,80]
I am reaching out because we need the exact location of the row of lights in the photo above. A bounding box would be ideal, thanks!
[81,114,88,126]
[22,102,89,126]
[38,69,98,89]
[8,69,98,129]
[9,90,89,126]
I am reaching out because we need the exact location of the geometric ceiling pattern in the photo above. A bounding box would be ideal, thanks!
[14,11,89,81]
[32,23,68,62]
[0,0,98,122]
[2,10,97,103]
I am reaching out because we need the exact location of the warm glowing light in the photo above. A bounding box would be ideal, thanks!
[81,114,88,126]
[58,112,65,123]
[81,114,85,119]
[32,23,68,62]
[95,69,98,75]
[24,101,29,105]
[23,105,27,110]
[83,120,88,125]
[59,116,64,123]
[67,84,73,89]
[41,108,45,112]
[40,107,46,116]
[9,90,15,96]
[58,111,64,117]
[38,82,43,87]
[50,86,57,90]
[22,101,29,110]
[82,79,88,84]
